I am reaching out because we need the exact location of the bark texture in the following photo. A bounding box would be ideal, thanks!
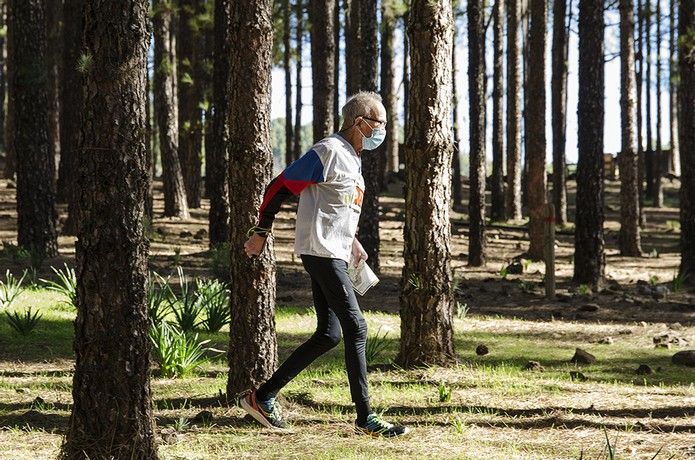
[551,0,568,225]
[348,0,381,273]
[226,0,278,396]
[678,0,695,281]
[177,0,204,208]
[397,0,455,368]
[60,1,158,458]
[209,0,230,246]
[309,0,336,141]
[491,0,505,222]
[154,0,189,218]
[506,0,522,220]
[574,0,606,286]
[9,0,58,260]
[525,0,547,260]
[58,0,85,235]
[619,0,642,256]
[467,0,487,266]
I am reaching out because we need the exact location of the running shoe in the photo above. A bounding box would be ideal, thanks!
[355,413,409,437]
[240,390,288,429]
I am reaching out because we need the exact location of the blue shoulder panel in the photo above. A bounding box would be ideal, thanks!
[283,149,325,184]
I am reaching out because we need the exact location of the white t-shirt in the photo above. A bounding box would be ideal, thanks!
[294,134,365,263]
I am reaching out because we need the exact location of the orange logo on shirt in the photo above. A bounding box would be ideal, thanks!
[354,186,364,207]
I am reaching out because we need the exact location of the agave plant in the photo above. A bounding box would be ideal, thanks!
[149,321,220,378]
[41,263,77,308]
[365,326,391,364]
[196,278,230,332]
[0,269,25,309]
[168,266,203,332]
[147,271,172,326]
[5,307,42,336]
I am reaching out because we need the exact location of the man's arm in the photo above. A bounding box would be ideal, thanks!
[253,149,325,236]
[244,150,325,258]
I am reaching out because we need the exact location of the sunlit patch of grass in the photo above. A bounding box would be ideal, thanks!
[0,293,692,459]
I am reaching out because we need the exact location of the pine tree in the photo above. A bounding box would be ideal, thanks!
[154,0,190,218]
[309,0,336,141]
[506,0,522,220]
[398,0,455,368]
[9,0,58,260]
[574,0,606,286]
[619,0,643,256]
[468,0,487,266]
[226,0,278,395]
[678,0,695,282]
[525,0,547,260]
[551,0,569,226]
[60,1,158,457]
[491,0,505,222]
[209,0,231,246]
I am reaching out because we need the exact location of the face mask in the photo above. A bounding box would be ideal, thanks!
[358,123,386,151]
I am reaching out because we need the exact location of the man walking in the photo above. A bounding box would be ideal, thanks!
[241,91,408,437]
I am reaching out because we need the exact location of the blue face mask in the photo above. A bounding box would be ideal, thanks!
[358,123,386,151]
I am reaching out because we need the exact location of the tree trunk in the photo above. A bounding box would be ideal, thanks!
[46,0,61,192]
[177,0,204,208]
[491,0,505,222]
[309,0,335,142]
[348,0,381,273]
[636,0,646,226]
[58,0,85,236]
[4,0,14,179]
[0,1,5,152]
[145,55,154,220]
[397,0,455,368]
[525,0,547,260]
[678,0,695,282]
[668,0,679,175]
[574,0,605,287]
[451,4,462,210]
[653,0,663,207]
[506,0,522,221]
[209,0,230,247]
[334,0,341,132]
[645,0,654,201]
[619,0,642,256]
[293,0,303,160]
[60,1,158,458]
[345,0,359,96]
[468,0,487,266]
[283,0,293,166]
[403,10,410,132]
[227,0,278,396]
[203,10,214,201]
[551,0,568,226]
[9,0,58,260]
[379,0,398,189]
[154,0,189,218]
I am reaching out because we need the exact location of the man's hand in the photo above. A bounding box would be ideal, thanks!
[351,238,368,268]
[244,233,267,258]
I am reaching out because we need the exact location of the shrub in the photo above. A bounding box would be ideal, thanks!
[41,263,77,308]
[148,271,172,326]
[5,307,42,336]
[149,321,219,378]
[197,278,230,332]
[0,269,25,309]
[365,326,390,364]
[168,266,203,332]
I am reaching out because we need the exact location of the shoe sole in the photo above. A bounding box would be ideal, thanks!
[355,426,411,437]
[240,395,282,430]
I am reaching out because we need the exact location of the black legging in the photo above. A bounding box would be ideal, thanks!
[256,254,372,423]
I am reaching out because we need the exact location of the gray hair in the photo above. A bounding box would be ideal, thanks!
[341,91,383,128]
